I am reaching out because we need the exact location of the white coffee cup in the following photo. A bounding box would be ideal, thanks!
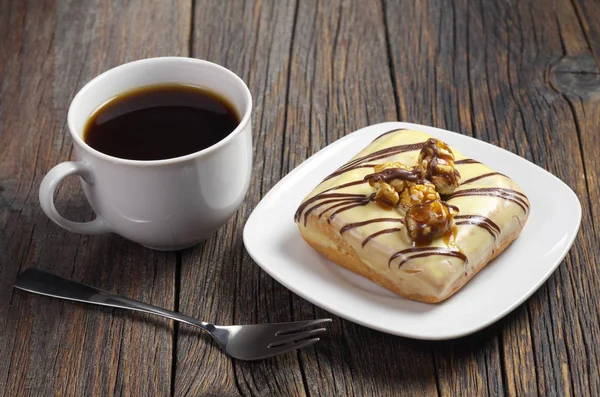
[39,57,253,250]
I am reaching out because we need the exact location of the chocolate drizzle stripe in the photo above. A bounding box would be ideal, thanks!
[294,192,365,222]
[448,187,529,203]
[447,203,459,213]
[455,216,499,240]
[455,159,481,165]
[317,199,363,219]
[362,228,404,248]
[461,172,506,185]
[456,221,497,239]
[363,167,421,183]
[321,179,368,193]
[323,153,414,181]
[342,142,425,169]
[388,247,467,268]
[397,251,468,268]
[327,200,371,224]
[455,214,500,233]
[371,128,407,143]
[391,247,442,253]
[339,145,424,170]
[303,196,363,226]
[339,217,405,234]
[447,191,529,213]
[325,164,379,175]
[323,142,426,181]
[450,186,528,199]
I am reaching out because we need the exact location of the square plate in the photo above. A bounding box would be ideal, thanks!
[243,122,581,340]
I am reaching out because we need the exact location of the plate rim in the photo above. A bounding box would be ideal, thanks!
[243,121,582,340]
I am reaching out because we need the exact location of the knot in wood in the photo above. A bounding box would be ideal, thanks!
[550,53,600,99]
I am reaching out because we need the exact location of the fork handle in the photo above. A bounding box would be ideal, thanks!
[14,268,212,331]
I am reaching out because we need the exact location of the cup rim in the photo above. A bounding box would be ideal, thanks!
[67,57,252,166]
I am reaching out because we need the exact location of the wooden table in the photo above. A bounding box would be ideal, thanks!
[2,0,599,396]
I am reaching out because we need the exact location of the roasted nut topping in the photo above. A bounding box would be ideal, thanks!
[366,162,419,188]
[374,182,400,208]
[368,161,417,192]
[416,138,461,195]
[373,161,409,173]
[366,138,462,223]
[399,182,440,208]
[365,161,420,208]
[405,199,459,244]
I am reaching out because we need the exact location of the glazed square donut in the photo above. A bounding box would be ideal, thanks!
[294,129,529,303]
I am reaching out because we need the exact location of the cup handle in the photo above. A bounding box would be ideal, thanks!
[39,162,111,234]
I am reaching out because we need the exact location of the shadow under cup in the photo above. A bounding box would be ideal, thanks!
[44,57,253,250]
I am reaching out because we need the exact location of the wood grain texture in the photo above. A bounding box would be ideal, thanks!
[0,0,189,396]
[1,0,599,396]
[175,1,304,396]
[284,1,439,396]
[382,0,600,396]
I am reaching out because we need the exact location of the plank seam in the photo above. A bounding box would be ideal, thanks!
[258,3,276,195]
[330,0,342,133]
[380,0,402,121]
[465,4,478,138]
[281,0,300,175]
[498,331,509,396]
[188,0,195,57]
[169,251,181,397]
[479,0,503,145]
[113,324,126,396]
[568,0,599,66]
[291,282,311,397]
[431,348,441,397]
[525,305,543,396]
[505,20,536,162]
[232,239,248,397]
[5,224,36,313]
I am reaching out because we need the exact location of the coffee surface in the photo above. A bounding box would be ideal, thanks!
[84,84,240,160]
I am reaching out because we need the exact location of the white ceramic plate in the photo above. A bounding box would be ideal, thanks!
[243,122,581,340]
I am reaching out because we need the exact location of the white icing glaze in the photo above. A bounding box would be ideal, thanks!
[296,129,529,301]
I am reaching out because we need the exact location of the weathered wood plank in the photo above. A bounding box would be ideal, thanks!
[1,0,600,395]
[383,0,600,396]
[573,0,600,65]
[284,1,439,396]
[0,0,189,396]
[552,0,600,395]
[383,1,506,395]
[176,1,303,396]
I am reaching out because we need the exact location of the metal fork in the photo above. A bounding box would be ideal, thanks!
[14,268,331,361]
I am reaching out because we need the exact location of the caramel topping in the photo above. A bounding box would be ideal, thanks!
[405,200,459,245]
[364,162,422,209]
[363,138,462,242]
[416,138,461,195]
[373,183,400,208]
[364,167,422,185]
[443,225,458,246]
[399,182,440,208]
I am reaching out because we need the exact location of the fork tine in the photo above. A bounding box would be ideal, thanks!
[275,318,332,335]
[268,328,327,348]
[266,337,321,356]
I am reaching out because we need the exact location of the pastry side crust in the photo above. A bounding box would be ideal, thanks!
[298,215,525,303]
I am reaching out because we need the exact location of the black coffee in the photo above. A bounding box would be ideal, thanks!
[83,84,240,160]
